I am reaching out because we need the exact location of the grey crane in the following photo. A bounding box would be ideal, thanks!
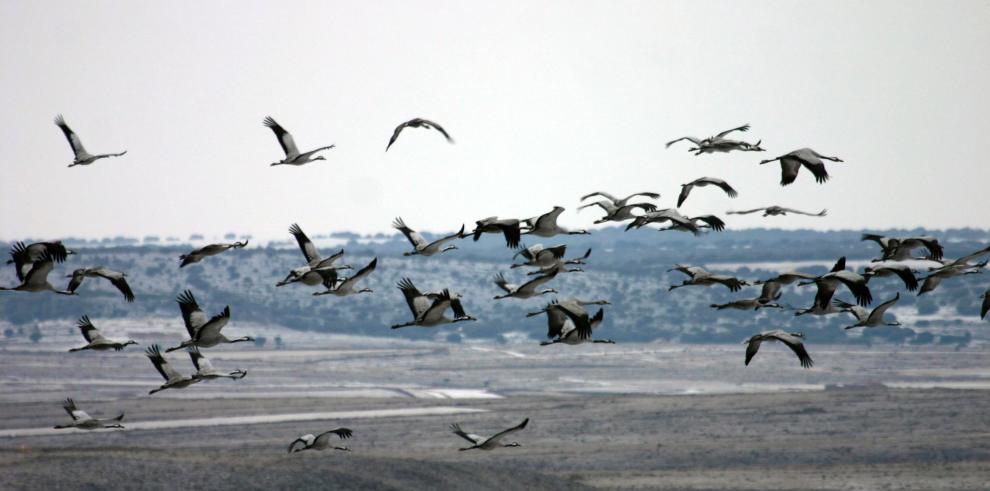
[393,218,465,256]
[55,114,126,167]
[727,206,827,217]
[263,116,334,166]
[391,279,477,329]
[835,293,901,330]
[493,269,559,300]
[289,428,353,453]
[386,118,453,151]
[862,234,944,261]
[668,265,748,292]
[758,148,842,186]
[66,267,135,302]
[68,316,138,352]
[188,347,247,381]
[522,206,589,237]
[166,290,252,352]
[677,177,738,207]
[146,344,201,394]
[7,241,74,281]
[710,298,784,311]
[666,124,764,155]
[450,418,529,451]
[0,251,74,295]
[277,223,352,287]
[314,257,377,297]
[655,214,726,233]
[470,217,524,248]
[54,399,124,430]
[624,208,702,234]
[744,330,813,368]
[179,240,248,267]
[538,303,612,346]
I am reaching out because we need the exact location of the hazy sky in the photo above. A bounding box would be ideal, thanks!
[1,1,988,241]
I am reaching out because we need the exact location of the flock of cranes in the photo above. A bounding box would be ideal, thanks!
[11,116,988,453]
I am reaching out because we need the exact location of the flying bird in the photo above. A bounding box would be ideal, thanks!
[54,115,127,167]
[393,218,465,256]
[188,347,247,381]
[68,316,138,352]
[470,217,524,248]
[289,428,353,453]
[917,261,986,296]
[277,223,352,287]
[166,290,252,352]
[655,214,726,233]
[668,265,748,292]
[726,206,826,217]
[450,418,529,451]
[522,207,589,237]
[314,257,377,297]
[835,293,901,330]
[861,234,944,261]
[580,191,661,208]
[710,298,784,311]
[758,148,843,185]
[54,399,124,430]
[0,251,74,295]
[666,124,764,155]
[624,209,702,234]
[536,303,613,346]
[798,257,873,307]
[145,344,201,394]
[862,263,919,291]
[386,118,453,151]
[744,330,813,368]
[493,269,559,300]
[677,177,738,207]
[578,200,657,224]
[263,116,334,166]
[66,267,135,302]
[179,240,248,267]
[391,279,477,329]
[7,241,73,281]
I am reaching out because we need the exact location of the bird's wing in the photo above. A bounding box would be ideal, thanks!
[449,297,469,319]
[397,278,426,317]
[319,428,353,440]
[580,191,618,203]
[917,237,947,261]
[496,222,522,249]
[421,119,454,142]
[773,333,814,368]
[288,435,314,453]
[339,258,377,290]
[777,207,826,217]
[54,114,87,157]
[76,315,105,343]
[758,281,781,302]
[103,273,135,302]
[187,347,214,372]
[428,225,465,249]
[577,201,612,213]
[947,244,990,267]
[620,192,661,203]
[23,257,56,289]
[65,269,85,293]
[544,245,567,260]
[392,218,428,249]
[726,208,766,215]
[884,265,919,291]
[534,207,565,230]
[828,271,873,306]
[316,268,339,290]
[800,160,830,184]
[676,184,694,208]
[554,302,592,340]
[693,215,725,231]
[706,177,738,197]
[146,345,181,381]
[177,290,207,337]
[385,120,410,151]
[449,423,482,444]
[518,269,558,293]
[778,157,803,185]
[484,418,529,446]
[744,337,762,365]
[867,293,900,324]
[193,306,231,341]
[981,291,990,320]
[8,242,30,282]
[716,124,749,138]
[62,398,91,421]
[493,273,515,293]
[288,223,321,264]
[263,116,299,158]
[812,280,838,309]
[420,290,454,322]
[711,275,745,292]
[665,136,701,148]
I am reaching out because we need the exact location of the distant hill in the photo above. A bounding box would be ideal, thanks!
[1,227,987,346]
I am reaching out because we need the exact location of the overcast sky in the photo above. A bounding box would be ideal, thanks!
[1,1,988,242]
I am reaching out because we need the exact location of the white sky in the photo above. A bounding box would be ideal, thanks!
[1,0,988,241]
